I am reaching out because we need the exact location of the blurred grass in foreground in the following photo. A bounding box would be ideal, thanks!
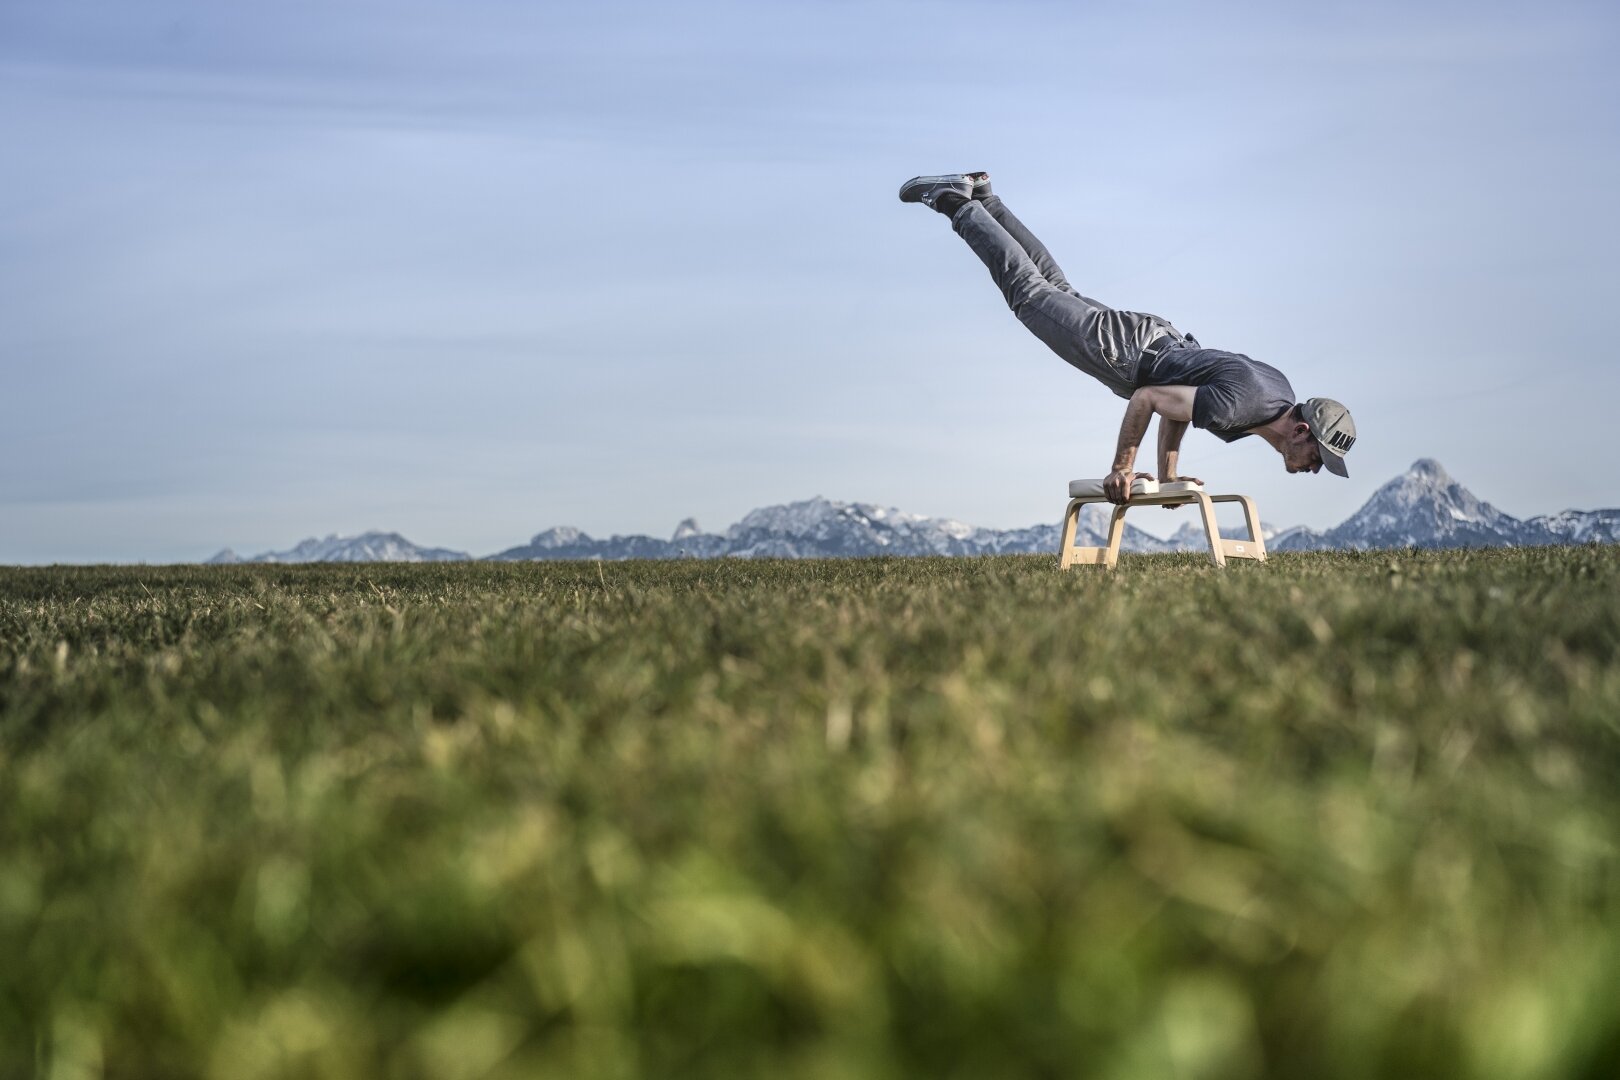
[3,549,1620,1080]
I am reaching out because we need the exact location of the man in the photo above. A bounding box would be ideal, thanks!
[900,172,1357,504]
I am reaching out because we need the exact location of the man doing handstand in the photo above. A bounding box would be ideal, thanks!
[900,172,1357,503]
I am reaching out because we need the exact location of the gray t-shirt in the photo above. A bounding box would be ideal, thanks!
[1138,345,1295,442]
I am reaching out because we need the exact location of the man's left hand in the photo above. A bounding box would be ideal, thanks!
[1157,475,1202,508]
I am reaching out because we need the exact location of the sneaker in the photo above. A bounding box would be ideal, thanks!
[965,171,992,199]
[898,174,975,212]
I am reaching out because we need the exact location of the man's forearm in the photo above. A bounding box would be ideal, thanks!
[1157,418,1189,479]
[1111,393,1157,473]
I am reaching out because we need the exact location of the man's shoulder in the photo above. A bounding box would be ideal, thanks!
[1191,359,1295,435]
[1210,352,1295,398]
[1151,347,1294,410]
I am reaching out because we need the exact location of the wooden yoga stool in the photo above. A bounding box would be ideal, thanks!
[1058,478,1267,570]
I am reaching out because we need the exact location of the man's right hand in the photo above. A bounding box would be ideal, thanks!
[1104,470,1156,504]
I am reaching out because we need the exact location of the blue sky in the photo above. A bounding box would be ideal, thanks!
[3,0,1617,562]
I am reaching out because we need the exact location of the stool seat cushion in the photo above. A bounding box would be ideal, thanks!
[1067,477,1205,499]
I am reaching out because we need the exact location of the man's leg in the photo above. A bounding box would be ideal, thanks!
[972,180,1183,357]
[977,193,1094,302]
[948,201,1137,397]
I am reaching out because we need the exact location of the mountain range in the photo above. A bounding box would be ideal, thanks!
[206,459,1620,564]
[208,532,470,564]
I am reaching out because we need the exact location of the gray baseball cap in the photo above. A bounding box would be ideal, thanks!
[1303,397,1356,477]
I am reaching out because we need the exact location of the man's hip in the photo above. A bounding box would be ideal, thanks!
[1017,294,1186,397]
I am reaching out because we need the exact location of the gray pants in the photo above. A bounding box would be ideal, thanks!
[952,196,1182,398]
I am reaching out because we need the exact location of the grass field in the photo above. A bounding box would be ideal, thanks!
[4,549,1620,1080]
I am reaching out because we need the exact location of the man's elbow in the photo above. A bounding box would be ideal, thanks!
[1128,387,1161,412]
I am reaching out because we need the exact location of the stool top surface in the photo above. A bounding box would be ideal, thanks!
[1067,477,1205,499]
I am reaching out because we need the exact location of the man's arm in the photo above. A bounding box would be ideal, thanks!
[1157,418,1193,482]
[1104,385,1196,503]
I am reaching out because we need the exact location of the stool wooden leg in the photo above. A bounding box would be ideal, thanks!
[1194,492,1226,567]
[1235,495,1267,562]
[1105,505,1128,569]
[1058,499,1080,569]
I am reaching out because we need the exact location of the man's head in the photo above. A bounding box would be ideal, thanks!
[1280,398,1356,476]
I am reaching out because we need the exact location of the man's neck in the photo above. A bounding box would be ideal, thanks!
[1247,410,1295,453]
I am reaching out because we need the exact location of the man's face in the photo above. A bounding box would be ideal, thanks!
[1282,425,1323,474]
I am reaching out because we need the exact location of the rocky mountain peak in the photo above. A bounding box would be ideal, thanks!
[1407,458,1450,483]
[1276,458,1542,551]
[731,496,840,536]
[207,532,470,563]
[529,526,587,549]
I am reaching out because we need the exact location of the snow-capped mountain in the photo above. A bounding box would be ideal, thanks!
[1532,509,1620,545]
[1269,459,1620,552]
[1275,458,1535,551]
[205,461,1618,564]
[493,521,728,560]
[491,497,1173,561]
[207,531,470,564]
